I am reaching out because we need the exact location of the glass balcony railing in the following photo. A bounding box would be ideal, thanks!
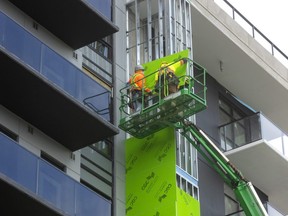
[0,11,112,122]
[220,112,288,158]
[0,132,111,216]
[263,202,285,216]
[85,0,112,20]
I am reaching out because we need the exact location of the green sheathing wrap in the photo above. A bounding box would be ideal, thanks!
[142,49,189,91]
[126,127,176,216]
[176,188,200,216]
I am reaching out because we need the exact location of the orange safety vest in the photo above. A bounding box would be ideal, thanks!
[129,71,150,92]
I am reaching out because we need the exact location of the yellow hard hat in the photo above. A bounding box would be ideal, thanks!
[160,61,168,68]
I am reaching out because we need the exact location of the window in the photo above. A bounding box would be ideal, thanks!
[89,37,112,61]
[0,124,18,141]
[176,130,198,179]
[219,97,246,151]
[41,151,66,172]
[90,138,113,159]
[224,183,245,216]
[80,143,113,199]
[219,98,244,125]
[82,38,113,85]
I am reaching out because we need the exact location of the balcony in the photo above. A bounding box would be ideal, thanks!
[0,11,119,151]
[220,112,288,213]
[264,202,286,216]
[0,132,111,216]
[190,0,288,135]
[8,0,118,49]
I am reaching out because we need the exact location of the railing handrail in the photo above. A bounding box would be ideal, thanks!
[119,58,207,117]
[218,0,288,63]
[0,11,112,121]
[83,91,111,116]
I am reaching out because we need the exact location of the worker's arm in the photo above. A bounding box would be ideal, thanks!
[170,59,186,72]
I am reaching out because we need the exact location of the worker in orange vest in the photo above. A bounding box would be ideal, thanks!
[128,65,151,112]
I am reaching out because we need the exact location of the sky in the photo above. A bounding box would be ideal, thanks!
[214,0,288,66]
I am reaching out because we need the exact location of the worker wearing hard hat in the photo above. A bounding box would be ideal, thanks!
[154,58,187,98]
[128,65,151,112]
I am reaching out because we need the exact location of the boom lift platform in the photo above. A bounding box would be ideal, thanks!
[119,57,268,216]
[119,58,207,138]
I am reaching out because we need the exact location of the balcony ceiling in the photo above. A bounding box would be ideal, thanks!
[225,140,288,214]
[0,174,63,216]
[191,1,288,135]
[0,47,118,151]
[8,0,119,49]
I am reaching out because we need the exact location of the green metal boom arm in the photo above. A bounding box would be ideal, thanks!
[177,121,268,216]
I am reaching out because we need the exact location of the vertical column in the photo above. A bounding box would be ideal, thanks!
[179,0,183,50]
[147,0,152,62]
[164,0,172,55]
[188,2,193,60]
[183,0,187,50]
[135,0,140,64]
[158,0,164,58]
[126,5,130,80]
[171,0,176,54]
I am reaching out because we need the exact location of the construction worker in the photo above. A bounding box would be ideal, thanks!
[154,58,187,98]
[128,65,151,112]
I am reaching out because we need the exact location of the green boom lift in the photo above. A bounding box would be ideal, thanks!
[119,57,268,216]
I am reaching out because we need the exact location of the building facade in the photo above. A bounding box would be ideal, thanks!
[0,0,119,215]
[1,0,288,216]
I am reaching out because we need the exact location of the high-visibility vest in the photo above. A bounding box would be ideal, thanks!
[130,72,145,91]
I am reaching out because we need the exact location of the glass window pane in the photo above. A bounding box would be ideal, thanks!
[38,161,75,215]
[0,134,37,192]
[181,178,186,191]
[42,46,78,96]
[225,195,239,215]
[193,187,198,200]
[75,183,111,216]
[219,109,231,125]
[176,174,180,188]
[233,110,241,120]
[219,99,231,114]
[4,19,41,71]
[187,182,193,196]
[234,122,245,146]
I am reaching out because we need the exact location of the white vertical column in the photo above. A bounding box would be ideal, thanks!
[188,2,193,60]
[172,0,176,54]
[164,0,172,55]
[126,5,130,79]
[135,0,140,64]
[183,0,187,50]
[147,0,152,62]
[158,0,164,58]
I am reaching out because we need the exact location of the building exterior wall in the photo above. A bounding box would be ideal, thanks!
[118,0,288,215]
[1,0,288,215]
[0,105,81,181]
[0,0,82,182]
[0,0,118,215]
